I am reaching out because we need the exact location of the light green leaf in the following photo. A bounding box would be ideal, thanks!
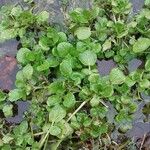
[22,64,33,80]
[37,60,50,71]
[133,38,150,53]
[49,105,66,123]
[79,50,97,66]
[48,81,64,95]
[8,89,24,102]
[0,91,6,102]
[49,125,61,136]
[75,27,91,40]
[139,79,150,88]
[145,59,150,71]
[17,48,31,64]
[3,104,13,117]
[90,95,100,107]
[110,68,126,84]
[60,59,72,77]
[57,42,74,57]
[58,32,67,42]
[47,95,62,107]
[11,6,22,17]
[2,134,13,144]
[37,11,49,22]
[102,40,111,51]
[63,92,76,108]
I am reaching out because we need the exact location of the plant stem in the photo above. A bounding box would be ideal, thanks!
[67,101,87,122]
[39,130,50,149]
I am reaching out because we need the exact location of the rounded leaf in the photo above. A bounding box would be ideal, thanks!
[75,27,91,40]
[22,64,33,80]
[17,48,31,64]
[60,60,72,77]
[49,105,66,123]
[133,38,150,53]
[57,42,73,57]
[63,92,76,108]
[79,50,97,66]
[49,125,61,136]
[110,68,126,85]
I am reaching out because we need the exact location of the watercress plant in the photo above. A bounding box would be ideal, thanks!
[0,0,150,149]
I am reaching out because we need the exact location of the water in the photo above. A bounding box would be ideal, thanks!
[97,59,116,76]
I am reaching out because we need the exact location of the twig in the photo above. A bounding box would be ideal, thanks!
[140,133,147,150]
[67,101,87,122]
[34,132,45,136]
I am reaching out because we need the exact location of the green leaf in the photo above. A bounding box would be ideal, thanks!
[57,42,74,57]
[133,38,150,53]
[60,59,72,77]
[63,92,76,108]
[58,32,67,42]
[8,89,24,102]
[49,105,66,123]
[75,27,91,40]
[0,91,6,102]
[110,68,126,85]
[0,29,17,42]
[139,79,150,88]
[11,6,22,17]
[79,50,97,66]
[37,60,50,71]
[3,104,13,117]
[17,48,31,64]
[145,59,150,71]
[100,85,114,97]
[2,134,13,144]
[145,0,150,6]
[48,81,64,95]
[102,40,111,51]
[49,125,61,136]
[22,64,33,80]
[47,95,62,107]
[90,95,100,107]
[37,11,49,23]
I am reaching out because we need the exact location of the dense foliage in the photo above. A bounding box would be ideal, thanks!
[0,0,150,149]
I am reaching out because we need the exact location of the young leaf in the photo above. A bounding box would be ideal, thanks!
[79,50,97,66]
[75,27,91,40]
